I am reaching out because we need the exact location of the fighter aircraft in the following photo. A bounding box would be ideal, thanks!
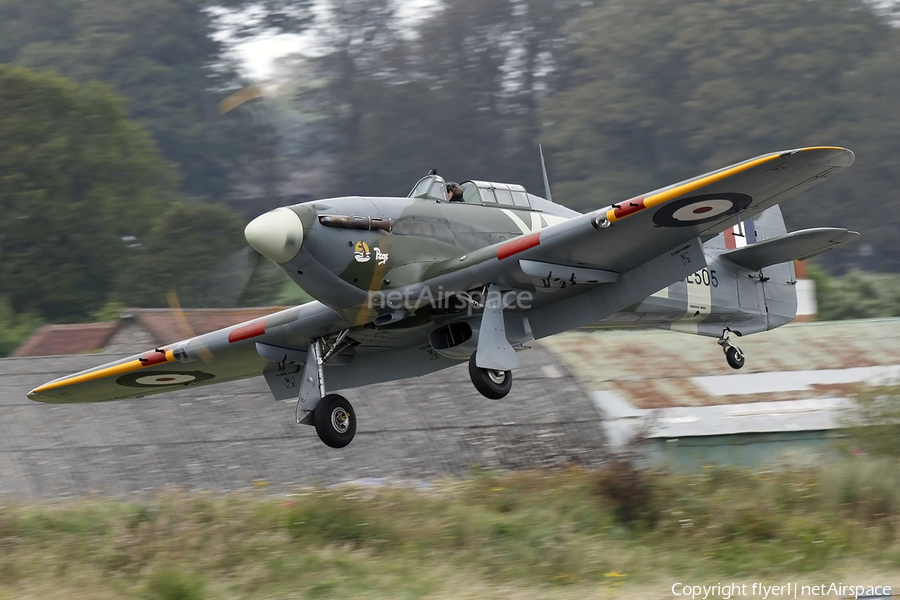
[29,146,857,448]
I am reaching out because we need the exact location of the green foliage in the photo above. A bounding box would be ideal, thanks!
[116,202,276,308]
[809,266,900,320]
[145,568,205,600]
[5,0,900,325]
[593,434,660,527]
[0,296,41,357]
[839,385,900,457]
[0,0,306,200]
[273,273,313,306]
[92,300,127,323]
[284,0,583,197]
[0,65,178,321]
[819,457,900,522]
[541,0,900,268]
[1,465,900,597]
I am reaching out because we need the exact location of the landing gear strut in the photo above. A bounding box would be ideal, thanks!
[718,328,745,370]
[296,331,357,448]
[468,351,512,399]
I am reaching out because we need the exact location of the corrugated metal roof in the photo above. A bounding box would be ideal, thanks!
[541,318,900,410]
[591,391,850,446]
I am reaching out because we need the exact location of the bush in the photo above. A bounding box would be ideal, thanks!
[594,431,659,527]
[145,567,205,600]
[840,385,900,457]
[818,457,900,521]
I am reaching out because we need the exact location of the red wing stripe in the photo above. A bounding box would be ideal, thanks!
[138,350,169,366]
[613,196,646,219]
[497,232,541,260]
[228,320,267,343]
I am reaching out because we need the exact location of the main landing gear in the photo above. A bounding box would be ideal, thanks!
[468,351,512,399]
[718,328,745,370]
[467,283,519,399]
[296,331,357,448]
[313,393,356,448]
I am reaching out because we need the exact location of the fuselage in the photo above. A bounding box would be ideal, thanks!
[245,176,795,344]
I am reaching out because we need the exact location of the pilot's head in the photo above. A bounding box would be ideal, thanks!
[446,182,463,202]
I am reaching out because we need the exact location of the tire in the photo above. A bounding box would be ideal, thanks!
[468,351,512,399]
[314,394,357,448]
[725,346,745,370]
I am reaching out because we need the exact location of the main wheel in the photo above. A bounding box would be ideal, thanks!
[468,351,512,399]
[725,346,745,370]
[314,394,357,448]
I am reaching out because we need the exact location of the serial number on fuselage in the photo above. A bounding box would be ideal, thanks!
[683,268,718,287]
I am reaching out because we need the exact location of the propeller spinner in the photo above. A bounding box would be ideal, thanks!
[244,207,305,264]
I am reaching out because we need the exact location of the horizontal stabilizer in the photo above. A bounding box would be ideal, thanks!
[720,227,859,271]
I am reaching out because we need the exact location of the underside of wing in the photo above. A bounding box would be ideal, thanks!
[27,302,346,404]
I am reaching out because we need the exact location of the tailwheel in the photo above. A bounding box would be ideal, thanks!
[468,351,512,399]
[725,345,745,370]
[718,328,745,370]
[314,393,356,448]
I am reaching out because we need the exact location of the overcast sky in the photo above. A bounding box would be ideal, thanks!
[235,0,440,79]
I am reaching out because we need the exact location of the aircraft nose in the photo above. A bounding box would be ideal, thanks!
[244,207,305,263]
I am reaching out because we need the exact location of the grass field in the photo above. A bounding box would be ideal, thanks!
[1,458,899,599]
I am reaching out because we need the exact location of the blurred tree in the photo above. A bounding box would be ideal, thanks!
[542,0,900,269]
[0,0,313,200]
[284,0,587,197]
[809,266,900,320]
[0,0,81,64]
[840,385,900,457]
[0,66,178,321]
[116,202,281,308]
[0,296,42,357]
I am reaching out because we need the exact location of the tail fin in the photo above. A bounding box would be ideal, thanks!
[712,207,796,330]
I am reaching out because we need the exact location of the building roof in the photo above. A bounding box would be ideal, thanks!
[122,307,286,346]
[12,323,119,357]
[13,307,287,357]
[541,318,900,410]
[592,391,851,447]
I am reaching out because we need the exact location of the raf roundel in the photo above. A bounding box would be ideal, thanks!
[652,193,753,228]
[135,374,197,386]
[116,371,216,388]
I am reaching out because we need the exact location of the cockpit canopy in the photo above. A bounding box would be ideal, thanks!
[408,174,448,201]
[464,180,530,208]
[408,175,531,208]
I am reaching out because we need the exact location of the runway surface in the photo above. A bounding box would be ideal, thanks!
[0,343,606,499]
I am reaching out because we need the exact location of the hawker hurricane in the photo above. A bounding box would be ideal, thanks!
[30,147,857,448]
